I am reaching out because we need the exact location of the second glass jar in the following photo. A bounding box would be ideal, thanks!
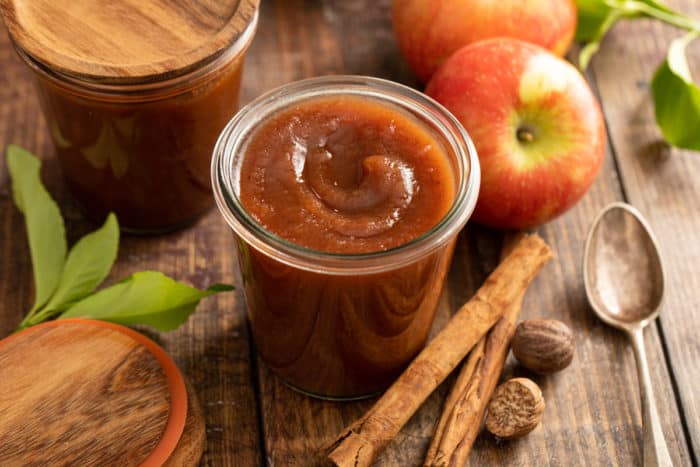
[10,5,258,233]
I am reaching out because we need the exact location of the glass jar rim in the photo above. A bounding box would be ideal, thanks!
[212,75,480,275]
[12,9,258,100]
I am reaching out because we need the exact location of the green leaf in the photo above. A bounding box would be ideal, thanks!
[41,213,120,313]
[6,145,67,313]
[651,32,700,152]
[575,0,617,42]
[58,271,233,331]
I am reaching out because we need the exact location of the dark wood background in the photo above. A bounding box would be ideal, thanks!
[1,1,698,466]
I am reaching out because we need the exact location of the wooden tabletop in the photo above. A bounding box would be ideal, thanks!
[1,1,698,466]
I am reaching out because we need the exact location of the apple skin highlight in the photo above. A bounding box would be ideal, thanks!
[392,0,577,82]
[426,38,606,229]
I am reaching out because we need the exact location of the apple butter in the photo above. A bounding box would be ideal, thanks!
[239,96,456,253]
[212,76,481,398]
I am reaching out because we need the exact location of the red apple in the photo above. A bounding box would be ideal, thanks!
[426,38,606,229]
[392,0,577,82]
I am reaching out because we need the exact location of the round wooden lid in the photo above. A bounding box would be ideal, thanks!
[0,319,196,466]
[0,0,259,83]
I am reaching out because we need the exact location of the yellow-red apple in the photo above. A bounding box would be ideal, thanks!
[393,0,577,82]
[426,38,606,229]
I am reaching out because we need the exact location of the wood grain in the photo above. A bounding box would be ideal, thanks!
[167,381,207,467]
[0,0,259,81]
[0,322,170,466]
[1,1,699,466]
[588,0,700,461]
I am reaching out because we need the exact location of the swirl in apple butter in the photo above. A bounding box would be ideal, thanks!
[239,95,456,253]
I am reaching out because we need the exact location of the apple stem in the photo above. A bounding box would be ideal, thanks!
[517,127,535,144]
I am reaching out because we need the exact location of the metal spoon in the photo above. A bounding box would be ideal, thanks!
[583,202,672,467]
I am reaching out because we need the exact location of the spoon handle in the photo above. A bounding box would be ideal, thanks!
[630,328,673,467]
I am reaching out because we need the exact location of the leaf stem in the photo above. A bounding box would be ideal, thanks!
[26,308,58,325]
[579,9,625,69]
[16,316,34,332]
[622,1,700,32]
[18,309,40,329]
[15,305,59,331]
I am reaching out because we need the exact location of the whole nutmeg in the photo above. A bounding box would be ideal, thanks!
[485,377,545,439]
[511,319,574,374]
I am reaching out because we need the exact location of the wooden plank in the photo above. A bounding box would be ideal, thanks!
[254,1,692,466]
[2,1,698,465]
[589,0,700,460]
[0,24,262,466]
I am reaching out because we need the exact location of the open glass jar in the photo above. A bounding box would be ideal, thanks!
[213,76,480,399]
[2,0,259,233]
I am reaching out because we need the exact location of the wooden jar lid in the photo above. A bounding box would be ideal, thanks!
[0,0,259,83]
[0,319,205,466]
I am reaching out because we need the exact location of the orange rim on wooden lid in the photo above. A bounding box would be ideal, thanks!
[0,0,259,83]
[0,319,188,467]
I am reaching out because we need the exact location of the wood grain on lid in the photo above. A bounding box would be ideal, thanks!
[0,320,181,466]
[0,0,259,83]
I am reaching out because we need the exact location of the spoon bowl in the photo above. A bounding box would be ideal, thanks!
[584,202,665,331]
[584,202,673,467]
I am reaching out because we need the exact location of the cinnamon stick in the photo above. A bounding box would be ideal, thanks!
[327,234,553,467]
[424,234,529,467]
